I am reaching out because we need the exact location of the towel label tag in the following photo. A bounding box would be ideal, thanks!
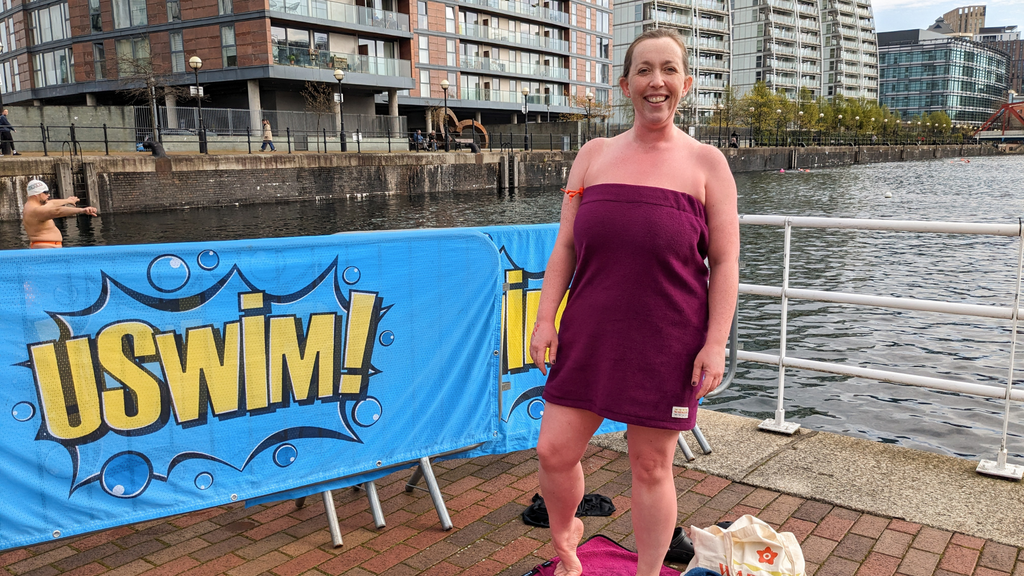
[672,406,688,419]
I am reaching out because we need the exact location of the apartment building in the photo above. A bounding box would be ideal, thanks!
[731,0,822,101]
[819,0,877,100]
[942,5,985,36]
[0,0,611,129]
[975,26,1022,95]
[878,29,1008,126]
[401,0,611,127]
[611,0,731,121]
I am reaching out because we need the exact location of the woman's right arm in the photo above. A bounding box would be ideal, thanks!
[529,141,598,375]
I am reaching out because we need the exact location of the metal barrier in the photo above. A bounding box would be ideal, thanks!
[727,215,1024,480]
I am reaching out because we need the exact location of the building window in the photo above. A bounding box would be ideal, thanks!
[31,3,71,45]
[170,31,184,72]
[113,0,148,29]
[93,42,105,79]
[218,0,232,15]
[446,38,455,66]
[420,69,429,96]
[418,35,428,64]
[221,25,236,67]
[33,47,74,87]
[417,0,426,29]
[167,0,180,22]
[445,6,454,33]
[115,36,150,74]
[90,0,102,32]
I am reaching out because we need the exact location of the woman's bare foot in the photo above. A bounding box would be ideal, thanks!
[553,517,585,576]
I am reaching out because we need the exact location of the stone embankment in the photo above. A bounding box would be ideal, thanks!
[0,144,1004,221]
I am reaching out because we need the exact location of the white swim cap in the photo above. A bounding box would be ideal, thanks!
[26,179,49,197]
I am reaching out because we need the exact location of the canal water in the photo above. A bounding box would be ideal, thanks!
[2,154,1023,461]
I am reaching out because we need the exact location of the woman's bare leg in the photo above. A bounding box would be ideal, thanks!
[536,402,604,576]
[627,424,681,576]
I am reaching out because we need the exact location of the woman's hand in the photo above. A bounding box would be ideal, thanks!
[529,321,559,376]
[690,343,726,399]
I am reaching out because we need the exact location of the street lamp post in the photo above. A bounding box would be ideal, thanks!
[883,118,888,144]
[775,108,782,146]
[440,79,450,152]
[521,86,529,151]
[797,110,803,145]
[717,103,724,147]
[188,56,207,154]
[854,116,860,144]
[749,107,756,146]
[818,112,824,145]
[837,114,843,144]
[585,91,594,143]
[334,69,346,152]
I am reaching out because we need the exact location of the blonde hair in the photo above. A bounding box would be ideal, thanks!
[620,29,691,80]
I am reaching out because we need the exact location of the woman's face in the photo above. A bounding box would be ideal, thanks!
[619,37,692,126]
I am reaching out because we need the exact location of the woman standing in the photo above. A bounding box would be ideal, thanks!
[529,29,739,576]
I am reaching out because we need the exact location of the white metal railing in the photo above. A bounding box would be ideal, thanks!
[732,215,1024,480]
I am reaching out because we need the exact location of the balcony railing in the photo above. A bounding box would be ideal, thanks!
[272,46,412,77]
[697,37,728,50]
[268,0,410,31]
[697,58,729,69]
[800,33,818,43]
[697,77,728,89]
[799,48,820,58]
[653,11,693,27]
[696,0,727,12]
[698,18,728,31]
[459,55,569,79]
[768,13,795,25]
[799,63,819,73]
[798,18,817,30]
[767,0,794,10]
[459,23,569,52]
[796,3,817,15]
[768,59,797,70]
[459,0,568,25]
[770,27,796,39]
[460,87,568,107]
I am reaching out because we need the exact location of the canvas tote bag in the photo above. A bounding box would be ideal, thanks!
[685,514,805,576]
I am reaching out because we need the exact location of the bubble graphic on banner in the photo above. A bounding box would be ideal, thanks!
[194,473,213,490]
[12,401,35,422]
[53,284,78,307]
[197,249,220,271]
[342,266,361,285]
[353,398,382,427]
[527,399,545,420]
[100,452,153,498]
[379,331,395,346]
[273,444,298,468]
[147,255,190,293]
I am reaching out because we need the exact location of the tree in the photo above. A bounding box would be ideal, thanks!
[301,81,336,150]
[115,50,192,141]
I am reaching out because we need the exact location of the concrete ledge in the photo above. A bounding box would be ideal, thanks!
[593,410,1024,547]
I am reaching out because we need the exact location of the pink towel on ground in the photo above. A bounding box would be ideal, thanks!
[527,534,682,576]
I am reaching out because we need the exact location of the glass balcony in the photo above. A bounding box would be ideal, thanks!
[652,11,692,27]
[796,3,817,15]
[766,0,794,10]
[459,0,568,25]
[272,46,412,76]
[459,23,569,52]
[800,33,818,43]
[799,48,820,58]
[697,19,728,31]
[697,77,728,88]
[268,0,410,31]
[459,55,569,79]
[768,42,796,55]
[697,37,728,50]
[769,13,795,25]
[461,87,568,107]
[696,0,727,12]
[697,58,729,70]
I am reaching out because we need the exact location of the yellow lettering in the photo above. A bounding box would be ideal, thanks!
[340,292,380,394]
[505,270,524,371]
[242,315,268,410]
[31,339,102,440]
[269,314,335,403]
[155,324,240,423]
[97,322,162,431]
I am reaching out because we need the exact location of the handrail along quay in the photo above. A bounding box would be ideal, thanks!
[731,215,1024,480]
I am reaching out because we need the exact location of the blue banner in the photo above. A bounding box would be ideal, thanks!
[0,230,502,550]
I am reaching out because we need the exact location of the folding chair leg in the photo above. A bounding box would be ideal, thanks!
[320,491,343,548]
[418,457,453,530]
[692,424,712,455]
[677,432,696,462]
[364,481,386,529]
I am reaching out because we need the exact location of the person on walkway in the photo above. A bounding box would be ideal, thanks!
[22,179,98,248]
[260,119,276,152]
[0,109,20,156]
[412,129,426,151]
[427,130,438,151]
[529,28,738,576]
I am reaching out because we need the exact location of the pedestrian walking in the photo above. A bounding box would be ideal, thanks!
[0,109,21,156]
[260,119,276,152]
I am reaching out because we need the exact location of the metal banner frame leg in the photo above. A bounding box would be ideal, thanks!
[676,425,712,462]
[405,457,454,530]
[363,482,386,529]
[320,491,344,548]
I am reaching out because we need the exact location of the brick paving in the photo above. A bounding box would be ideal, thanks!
[3,445,1022,576]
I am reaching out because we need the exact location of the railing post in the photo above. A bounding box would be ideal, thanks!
[323,128,328,153]
[287,127,292,154]
[69,123,77,152]
[247,127,252,154]
[758,217,800,435]
[387,126,391,153]
[40,123,47,156]
[356,129,361,153]
[103,124,109,156]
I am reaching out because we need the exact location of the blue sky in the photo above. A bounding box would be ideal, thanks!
[872,0,1024,33]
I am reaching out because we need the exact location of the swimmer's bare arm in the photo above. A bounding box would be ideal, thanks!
[529,139,601,375]
[31,197,99,220]
[691,145,739,399]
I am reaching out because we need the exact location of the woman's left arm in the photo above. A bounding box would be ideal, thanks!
[691,146,739,399]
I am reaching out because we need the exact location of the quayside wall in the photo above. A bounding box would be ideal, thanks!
[0,144,1004,221]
